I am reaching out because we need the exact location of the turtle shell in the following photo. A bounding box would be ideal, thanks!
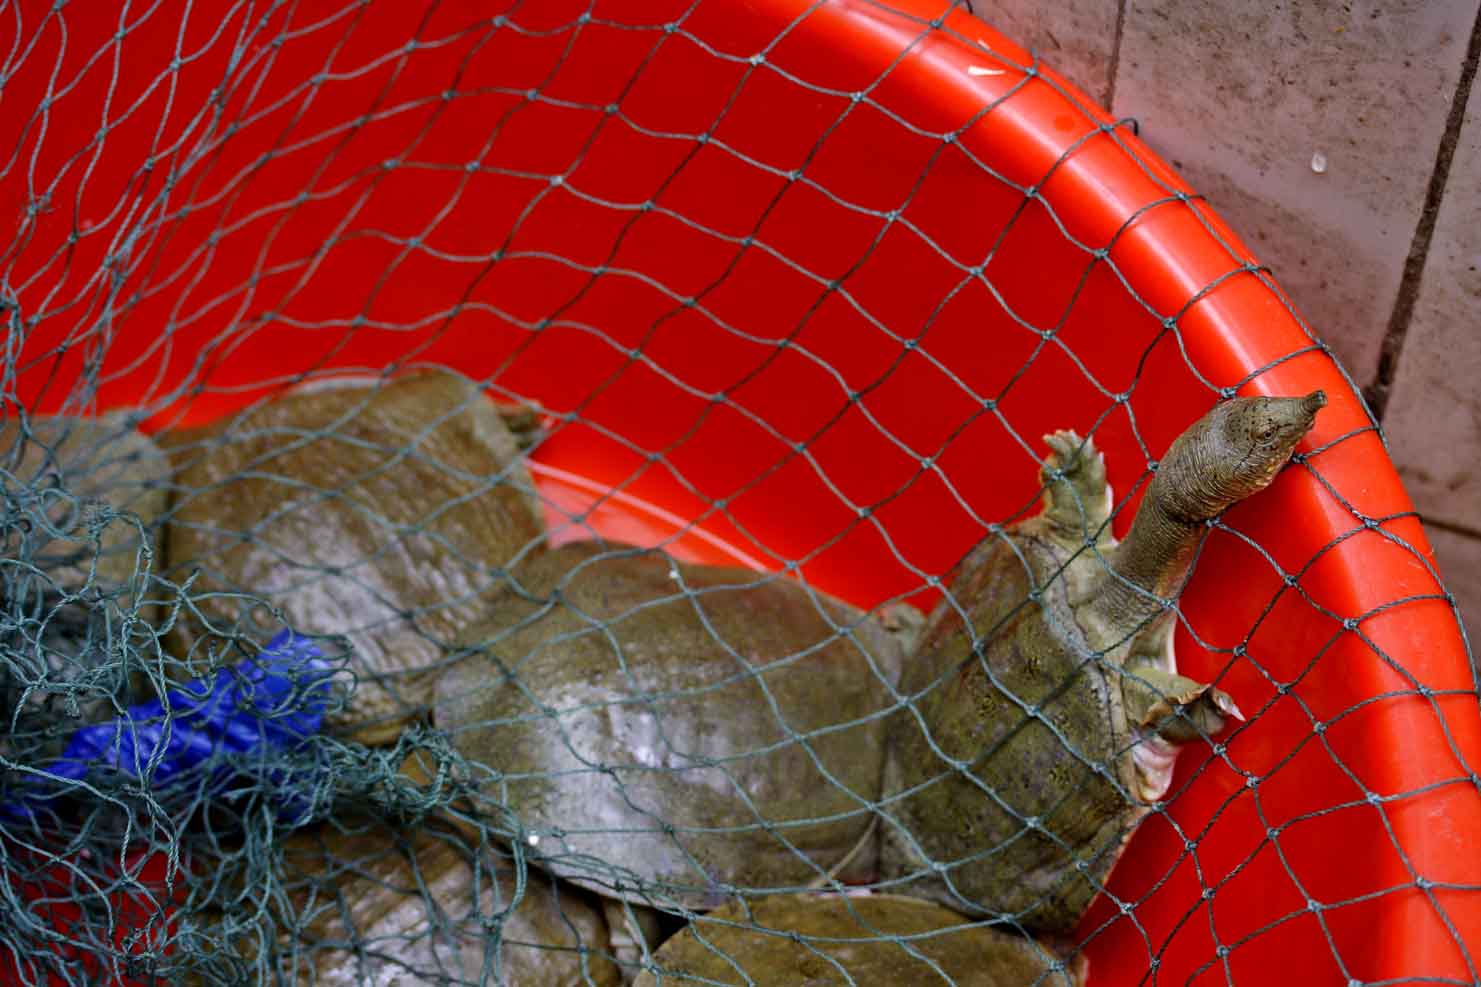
[879,530,1134,933]
[632,892,1079,986]
[204,819,619,986]
[161,370,545,745]
[434,541,906,911]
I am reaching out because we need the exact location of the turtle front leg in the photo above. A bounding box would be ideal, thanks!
[1122,660,1243,742]
[1120,654,1243,802]
[1037,430,1114,549]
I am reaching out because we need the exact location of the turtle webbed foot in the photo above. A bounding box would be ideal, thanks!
[1122,657,1243,742]
[1141,677,1243,745]
[1038,430,1113,547]
[1122,660,1242,801]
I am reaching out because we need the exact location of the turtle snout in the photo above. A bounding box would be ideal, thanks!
[1266,390,1326,446]
[1249,391,1324,453]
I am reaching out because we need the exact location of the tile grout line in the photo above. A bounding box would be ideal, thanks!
[1105,0,1130,111]
[1363,0,1481,421]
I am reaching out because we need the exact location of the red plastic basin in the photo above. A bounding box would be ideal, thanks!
[0,849,181,987]
[2,1,1477,983]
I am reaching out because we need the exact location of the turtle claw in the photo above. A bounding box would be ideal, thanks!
[1038,430,1113,545]
[1216,689,1246,723]
[1144,682,1243,736]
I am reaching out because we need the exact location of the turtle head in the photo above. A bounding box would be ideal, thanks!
[1156,391,1326,522]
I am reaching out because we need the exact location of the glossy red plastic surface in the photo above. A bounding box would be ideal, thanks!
[0,849,181,986]
[1,1,1477,982]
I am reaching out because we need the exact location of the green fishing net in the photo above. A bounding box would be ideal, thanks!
[0,2,1476,986]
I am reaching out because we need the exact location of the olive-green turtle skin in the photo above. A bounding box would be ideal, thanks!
[209,820,619,986]
[632,892,1081,986]
[161,370,545,745]
[879,393,1325,933]
[434,540,908,912]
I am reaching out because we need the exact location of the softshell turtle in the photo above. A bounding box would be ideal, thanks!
[201,819,619,986]
[162,370,546,745]
[879,393,1326,934]
[434,540,911,913]
[632,892,1080,986]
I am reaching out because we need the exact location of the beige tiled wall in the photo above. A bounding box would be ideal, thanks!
[970,0,1481,660]
[1384,70,1481,542]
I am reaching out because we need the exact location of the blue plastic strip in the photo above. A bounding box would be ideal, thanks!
[2,630,333,822]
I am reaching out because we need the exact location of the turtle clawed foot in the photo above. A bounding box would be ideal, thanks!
[1122,660,1243,746]
[1038,430,1112,544]
[1153,683,1244,743]
[494,401,551,454]
[1125,668,1243,802]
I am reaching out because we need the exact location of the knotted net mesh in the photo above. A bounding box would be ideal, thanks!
[0,1,1477,984]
